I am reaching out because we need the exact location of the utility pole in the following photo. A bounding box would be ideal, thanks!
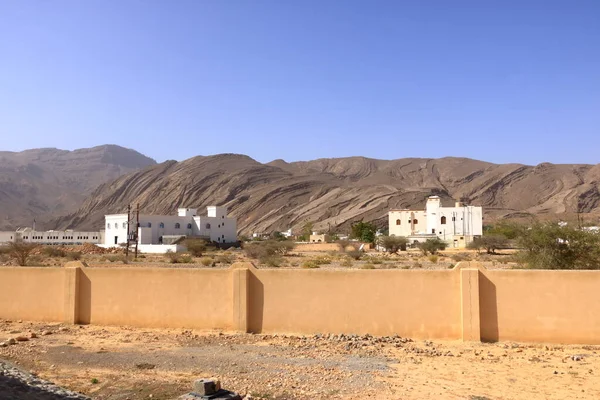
[134,203,139,259]
[126,205,131,259]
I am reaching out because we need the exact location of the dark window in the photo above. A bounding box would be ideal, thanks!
[206,223,211,229]
[175,223,181,229]
[413,219,419,225]
[148,222,152,228]
[159,222,165,228]
[441,216,447,225]
[396,219,401,225]
[432,229,435,234]
[187,223,192,229]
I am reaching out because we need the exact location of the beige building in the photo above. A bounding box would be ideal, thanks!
[388,196,483,247]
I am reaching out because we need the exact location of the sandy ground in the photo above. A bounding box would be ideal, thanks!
[2,320,599,400]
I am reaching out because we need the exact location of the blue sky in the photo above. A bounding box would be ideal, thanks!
[0,1,598,164]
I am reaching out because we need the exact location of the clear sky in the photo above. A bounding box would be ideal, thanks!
[0,1,598,165]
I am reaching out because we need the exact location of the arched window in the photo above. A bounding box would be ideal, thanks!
[187,223,192,229]
[107,223,111,229]
[159,222,165,229]
[148,222,152,228]
[413,219,419,225]
[206,223,211,229]
[396,219,401,225]
[441,216,447,225]
[175,223,181,229]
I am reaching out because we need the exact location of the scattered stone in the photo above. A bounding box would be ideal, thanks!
[136,362,156,370]
[41,330,53,336]
[573,355,584,361]
[181,378,242,399]
[0,342,7,348]
[30,332,38,339]
[193,378,221,396]
[7,338,17,345]
[58,327,69,332]
[15,336,29,342]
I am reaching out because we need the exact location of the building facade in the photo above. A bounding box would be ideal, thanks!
[103,206,237,251]
[0,228,102,245]
[388,196,483,247]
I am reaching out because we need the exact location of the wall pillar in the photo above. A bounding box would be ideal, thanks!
[63,266,81,324]
[231,263,251,332]
[460,268,481,341]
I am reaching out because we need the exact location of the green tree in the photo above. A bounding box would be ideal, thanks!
[270,231,287,241]
[518,224,600,269]
[350,221,377,244]
[467,235,509,254]
[486,221,526,240]
[184,238,207,257]
[378,235,408,254]
[417,238,447,255]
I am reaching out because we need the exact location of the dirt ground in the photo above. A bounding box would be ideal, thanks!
[1,320,599,400]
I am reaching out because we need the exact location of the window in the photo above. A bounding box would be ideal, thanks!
[148,222,152,228]
[159,222,165,228]
[175,223,181,229]
[218,224,221,228]
[206,223,211,229]
[187,223,192,229]
[413,219,419,225]
[107,223,111,229]
[123,222,127,229]
[408,220,411,224]
[441,216,447,225]
[396,219,401,225]
[452,217,455,222]
[432,229,435,234]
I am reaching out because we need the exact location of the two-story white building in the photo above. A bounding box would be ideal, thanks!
[388,196,483,248]
[103,205,237,253]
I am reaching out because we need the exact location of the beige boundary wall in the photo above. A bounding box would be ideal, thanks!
[1,262,600,344]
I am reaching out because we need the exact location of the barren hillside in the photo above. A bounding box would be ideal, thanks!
[0,145,156,230]
[52,154,600,235]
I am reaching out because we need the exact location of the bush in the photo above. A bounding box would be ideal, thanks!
[412,261,422,268]
[336,239,351,253]
[377,235,408,254]
[165,250,183,264]
[361,263,376,269]
[43,247,66,258]
[215,254,234,264]
[200,257,214,267]
[417,238,447,255]
[312,256,331,265]
[185,239,207,257]
[340,259,353,267]
[244,240,294,260]
[451,253,470,262]
[428,255,439,263]
[5,241,38,266]
[301,260,320,269]
[518,224,600,269]
[346,249,363,260]
[467,235,509,254]
[350,222,377,244]
[179,255,193,264]
[261,256,284,268]
[66,251,82,261]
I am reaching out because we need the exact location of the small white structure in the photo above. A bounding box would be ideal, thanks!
[388,196,483,248]
[0,228,103,245]
[103,206,237,253]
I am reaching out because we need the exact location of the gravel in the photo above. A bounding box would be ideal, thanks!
[0,359,89,400]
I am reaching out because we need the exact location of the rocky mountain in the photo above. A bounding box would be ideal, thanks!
[52,154,600,235]
[0,145,156,230]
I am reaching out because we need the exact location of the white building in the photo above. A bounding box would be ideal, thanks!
[103,206,237,253]
[388,196,483,248]
[0,228,102,246]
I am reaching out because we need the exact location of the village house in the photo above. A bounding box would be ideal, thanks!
[388,196,483,248]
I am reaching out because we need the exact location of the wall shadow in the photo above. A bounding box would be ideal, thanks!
[247,272,264,333]
[78,270,91,324]
[479,273,499,342]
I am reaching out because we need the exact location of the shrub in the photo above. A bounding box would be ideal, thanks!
[312,256,331,265]
[261,256,284,268]
[244,240,294,259]
[179,255,193,264]
[467,235,509,254]
[66,251,82,261]
[428,255,439,263]
[347,249,363,260]
[5,241,38,266]
[200,257,214,267]
[340,259,353,267]
[185,239,207,257]
[165,250,182,264]
[417,238,447,255]
[215,254,234,264]
[518,224,600,269]
[43,247,66,258]
[412,261,423,268]
[336,239,351,253]
[361,263,376,269]
[377,235,408,254]
[301,260,320,269]
[451,253,470,262]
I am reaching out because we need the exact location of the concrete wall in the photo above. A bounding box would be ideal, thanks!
[2,263,600,344]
